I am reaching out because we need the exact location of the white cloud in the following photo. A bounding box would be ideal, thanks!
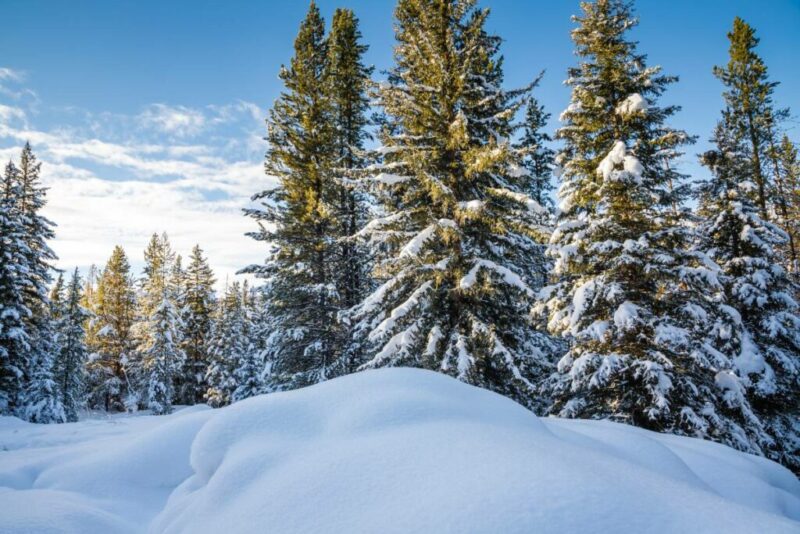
[0,67,273,290]
[138,103,207,137]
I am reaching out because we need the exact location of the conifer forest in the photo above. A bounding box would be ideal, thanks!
[1,2,800,531]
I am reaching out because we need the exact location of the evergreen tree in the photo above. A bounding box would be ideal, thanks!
[231,282,263,402]
[0,161,29,413]
[543,0,747,443]
[80,264,101,356]
[713,18,787,219]
[86,246,137,411]
[179,245,216,404]
[345,0,557,409]
[773,135,799,277]
[205,281,246,407]
[53,269,90,422]
[49,272,66,320]
[244,2,341,389]
[327,8,374,374]
[10,143,62,423]
[136,233,184,414]
[698,118,800,470]
[518,95,556,209]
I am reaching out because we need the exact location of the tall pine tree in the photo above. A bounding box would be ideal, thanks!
[244,3,341,389]
[136,233,184,414]
[179,245,216,404]
[86,246,137,411]
[327,8,374,375]
[345,0,557,409]
[0,161,29,413]
[697,119,800,470]
[543,0,748,445]
[713,17,787,220]
[53,269,90,422]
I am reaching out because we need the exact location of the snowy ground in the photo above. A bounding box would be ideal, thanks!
[1,369,798,533]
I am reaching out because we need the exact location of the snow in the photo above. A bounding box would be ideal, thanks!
[597,140,627,180]
[399,219,457,258]
[616,93,648,115]
[459,259,533,295]
[1,369,799,534]
[373,173,411,186]
[613,300,641,332]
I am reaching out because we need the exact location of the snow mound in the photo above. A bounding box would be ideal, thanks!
[1,369,799,533]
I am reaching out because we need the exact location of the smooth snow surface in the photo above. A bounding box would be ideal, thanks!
[1,369,798,534]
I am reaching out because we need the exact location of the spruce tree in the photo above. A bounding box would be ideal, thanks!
[0,161,28,413]
[231,282,263,402]
[345,0,557,409]
[698,117,800,470]
[518,95,555,209]
[53,269,90,422]
[49,273,66,320]
[86,246,137,411]
[179,245,216,404]
[713,18,786,219]
[543,0,747,442]
[774,135,799,277]
[244,2,340,389]
[10,143,62,423]
[205,281,246,407]
[327,8,374,375]
[136,233,184,414]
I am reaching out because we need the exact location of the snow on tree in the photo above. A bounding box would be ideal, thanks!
[698,119,800,471]
[343,0,558,410]
[136,233,185,415]
[231,282,264,402]
[85,246,137,411]
[52,269,90,422]
[542,0,754,444]
[0,161,29,414]
[179,245,216,404]
[0,144,63,423]
[205,281,247,407]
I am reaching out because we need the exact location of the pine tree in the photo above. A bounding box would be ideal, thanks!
[231,282,263,402]
[136,233,184,414]
[0,161,29,413]
[345,0,557,409]
[10,143,63,423]
[49,272,66,320]
[327,8,374,375]
[543,0,749,443]
[713,18,787,220]
[518,95,556,209]
[698,117,800,470]
[205,281,246,407]
[86,246,137,411]
[179,245,216,404]
[53,269,90,422]
[774,135,799,277]
[244,2,341,389]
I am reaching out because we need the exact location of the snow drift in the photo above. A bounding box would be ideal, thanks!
[1,369,798,533]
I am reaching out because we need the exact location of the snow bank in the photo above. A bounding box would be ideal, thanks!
[1,370,799,534]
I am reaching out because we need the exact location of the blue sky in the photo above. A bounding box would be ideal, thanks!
[1,0,798,285]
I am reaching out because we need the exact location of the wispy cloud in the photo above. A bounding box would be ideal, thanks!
[0,67,273,288]
[138,103,207,138]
